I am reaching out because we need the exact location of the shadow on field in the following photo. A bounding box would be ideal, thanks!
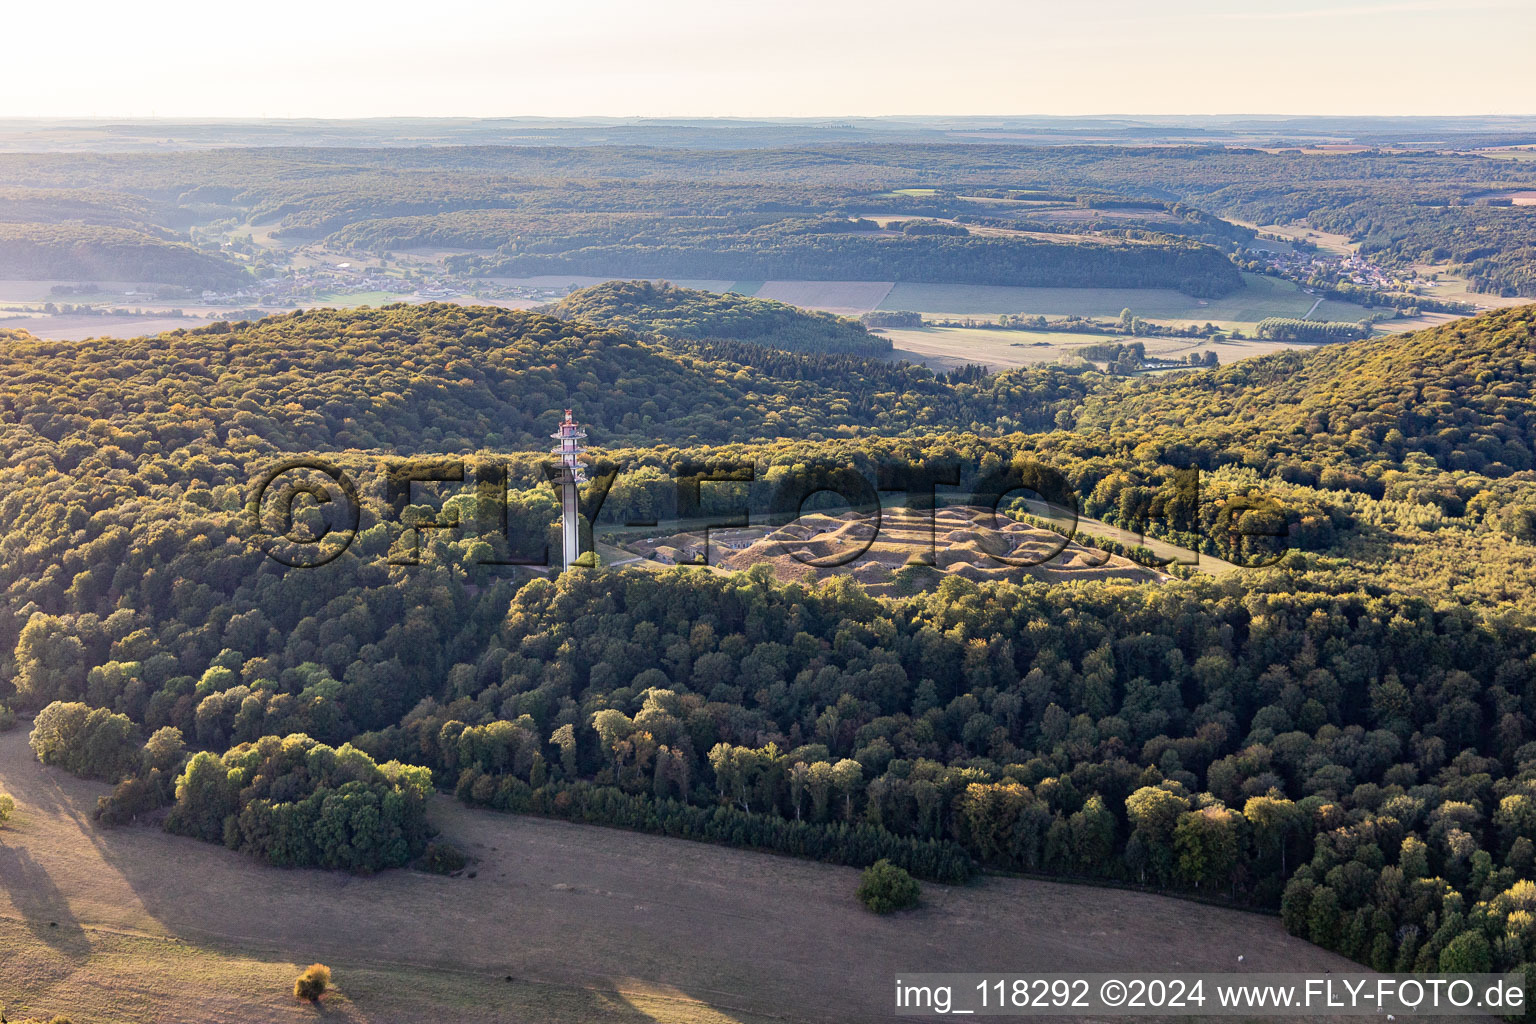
[0,841,89,954]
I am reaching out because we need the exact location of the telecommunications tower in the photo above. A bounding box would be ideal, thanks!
[551,409,588,571]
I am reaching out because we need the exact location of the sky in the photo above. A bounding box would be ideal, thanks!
[4,0,1533,118]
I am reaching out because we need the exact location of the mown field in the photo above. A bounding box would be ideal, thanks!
[474,271,1389,333]
[879,323,1338,373]
[0,727,1363,1024]
[880,325,1126,370]
[877,273,1378,327]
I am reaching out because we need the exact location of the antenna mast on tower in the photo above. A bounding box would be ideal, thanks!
[550,409,588,571]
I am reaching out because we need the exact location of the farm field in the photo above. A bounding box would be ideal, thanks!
[1409,268,1535,311]
[751,280,894,313]
[508,271,1388,328]
[877,272,1378,327]
[0,313,201,342]
[881,323,1346,373]
[1254,223,1359,257]
[488,276,737,293]
[0,280,89,302]
[313,290,410,306]
[881,325,1126,370]
[0,727,1364,1024]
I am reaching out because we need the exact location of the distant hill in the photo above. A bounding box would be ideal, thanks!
[0,303,1091,459]
[546,280,891,356]
[0,222,248,290]
[450,222,1244,298]
[1072,303,1536,477]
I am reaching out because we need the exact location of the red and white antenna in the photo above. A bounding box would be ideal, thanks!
[550,408,588,484]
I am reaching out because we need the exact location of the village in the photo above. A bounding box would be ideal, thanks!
[1247,237,1416,294]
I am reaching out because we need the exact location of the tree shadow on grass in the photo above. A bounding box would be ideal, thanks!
[0,840,89,955]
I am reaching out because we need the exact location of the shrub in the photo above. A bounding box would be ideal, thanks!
[857,859,921,914]
[293,963,331,1002]
[0,793,14,824]
[420,841,468,875]
[95,770,174,826]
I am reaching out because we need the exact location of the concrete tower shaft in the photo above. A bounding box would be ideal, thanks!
[550,409,587,570]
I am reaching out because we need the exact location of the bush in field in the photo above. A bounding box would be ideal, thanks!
[420,841,468,875]
[0,793,14,825]
[293,963,331,1002]
[857,859,921,914]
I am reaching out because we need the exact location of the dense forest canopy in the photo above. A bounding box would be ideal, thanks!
[2,226,1536,988]
[0,222,248,289]
[1075,305,1536,480]
[546,280,892,356]
[436,214,1242,296]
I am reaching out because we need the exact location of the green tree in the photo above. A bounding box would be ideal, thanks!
[145,726,186,773]
[1244,791,1304,875]
[1174,805,1240,891]
[856,859,921,914]
[15,615,86,707]
[166,751,238,843]
[28,701,143,782]
[1125,785,1189,883]
[1438,931,1492,973]
[1069,794,1117,872]
[831,758,864,821]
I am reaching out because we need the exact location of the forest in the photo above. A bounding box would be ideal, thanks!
[545,280,892,356]
[4,143,1534,294]
[433,214,1243,296]
[0,283,1534,989]
[0,222,248,289]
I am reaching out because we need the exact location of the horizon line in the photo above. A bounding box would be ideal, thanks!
[3,113,1536,123]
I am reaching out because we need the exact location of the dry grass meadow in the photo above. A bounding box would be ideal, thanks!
[0,727,1371,1023]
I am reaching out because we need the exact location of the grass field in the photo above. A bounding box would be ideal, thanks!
[752,280,893,313]
[486,276,736,293]
[877,272,1376,327]
[0,727,1362,1024]
[881,325,1123,369]
[1409,267,1534,311]
[1,314,207,342]
[880,323,1333,374]
[1254,224,1358,257]
[313,291,406,306]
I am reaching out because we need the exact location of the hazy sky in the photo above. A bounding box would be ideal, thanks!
[5,0,1533,118]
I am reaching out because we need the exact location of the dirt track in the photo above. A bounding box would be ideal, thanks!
[0,727,1369,1023]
